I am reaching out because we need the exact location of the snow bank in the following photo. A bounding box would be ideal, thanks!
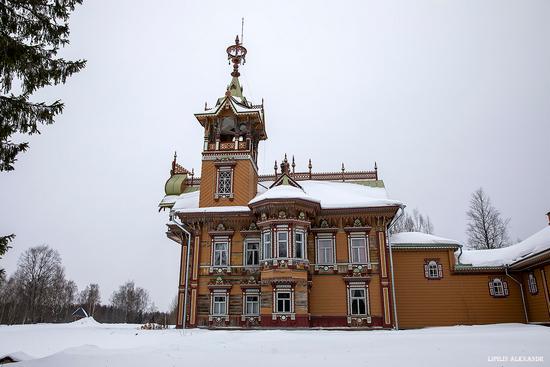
[391,232,461,246]
[459,226,550,267]
[67,317,100,327]
[0,323,548,367]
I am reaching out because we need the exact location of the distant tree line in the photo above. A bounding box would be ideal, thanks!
[0,245,175,325]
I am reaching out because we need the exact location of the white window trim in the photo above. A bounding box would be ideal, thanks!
[243,292,260,316]
[243,238,260,267]
[262,230,272,260]
[274,289,294,314]
[276,228,289,258]
[489,278,508,297]
[316,234,335,265]
[210,291,228,316]
[347,286,370,316]
[294,229,307,260]
[348,234,369,264]
[212,238,230,267]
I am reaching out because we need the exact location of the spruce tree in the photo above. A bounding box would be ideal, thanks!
[1,0,86,262]
[0,0,86,171]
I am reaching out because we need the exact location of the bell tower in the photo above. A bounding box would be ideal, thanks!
[194,36,267,208]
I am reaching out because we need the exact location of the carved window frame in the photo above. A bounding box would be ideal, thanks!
[528,272,538,295]
[423,259,443,280]
[215,166,234,199]
[489,277,509,297]
[316,234,336,265]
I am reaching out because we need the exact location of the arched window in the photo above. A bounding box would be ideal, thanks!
[424,259,442,279]
[489,278,509,297]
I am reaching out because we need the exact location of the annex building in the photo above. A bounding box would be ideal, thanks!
[159,36,550,329]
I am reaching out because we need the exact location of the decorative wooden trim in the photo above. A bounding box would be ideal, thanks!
[424,258,443,280]
[488,277,509,297]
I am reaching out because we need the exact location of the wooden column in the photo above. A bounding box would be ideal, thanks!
[377,230,393,328]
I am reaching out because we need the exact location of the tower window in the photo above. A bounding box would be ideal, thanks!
[216,167,233,198]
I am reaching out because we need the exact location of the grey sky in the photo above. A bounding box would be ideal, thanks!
[1,0,549,311]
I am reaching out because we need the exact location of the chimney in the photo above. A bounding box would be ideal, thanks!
[547,211,550,226]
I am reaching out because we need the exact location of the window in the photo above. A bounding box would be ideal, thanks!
[213,241,228,266]
[295,231,305,259]
[317,237,334,264]
[276,291,291,313]
[349,288,367,315]
[528,272,538,295]
[212,295,227,315]
[350,237,367,264]
[489,278,508,297]
[217,168,232,196]
[245,241,259,266]
[277,231,288,258]
[245,294,260,315]
[262,231,272,259]
[424,260,443,279]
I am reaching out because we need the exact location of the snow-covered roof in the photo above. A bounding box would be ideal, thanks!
[391,232,461,247]
[176,206,251,214]
[250,180,402,209]
[171,191,200,212]
[459,226,550,267]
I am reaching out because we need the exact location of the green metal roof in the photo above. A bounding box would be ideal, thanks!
[164,174,187,196]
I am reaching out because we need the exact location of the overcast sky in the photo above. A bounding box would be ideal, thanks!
[1,0,549,311]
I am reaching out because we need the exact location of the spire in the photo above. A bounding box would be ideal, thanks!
[226,35,247,98]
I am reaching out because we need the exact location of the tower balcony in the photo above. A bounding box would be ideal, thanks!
[206,140,250,152]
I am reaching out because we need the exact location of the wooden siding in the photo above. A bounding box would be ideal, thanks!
[523,265,550,322]
[309,275,347,315]
[393,249,525,329]
[198,159,258,207]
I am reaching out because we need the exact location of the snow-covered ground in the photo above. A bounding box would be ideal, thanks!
[0,319,549,366]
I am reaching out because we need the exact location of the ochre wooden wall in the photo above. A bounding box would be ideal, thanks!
[393,249,525,329]
[198,160,258,207]
[523,265,550,323]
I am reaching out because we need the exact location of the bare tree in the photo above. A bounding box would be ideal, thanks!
[79,284,101,317]
[110,281,150,323]
[14,245,62,322]
[391,208,434,234]
[466,188,510,249]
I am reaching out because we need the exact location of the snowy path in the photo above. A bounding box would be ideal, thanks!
[0,319,548,366]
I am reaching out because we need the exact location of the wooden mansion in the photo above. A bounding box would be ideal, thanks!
[159,36,550,329]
